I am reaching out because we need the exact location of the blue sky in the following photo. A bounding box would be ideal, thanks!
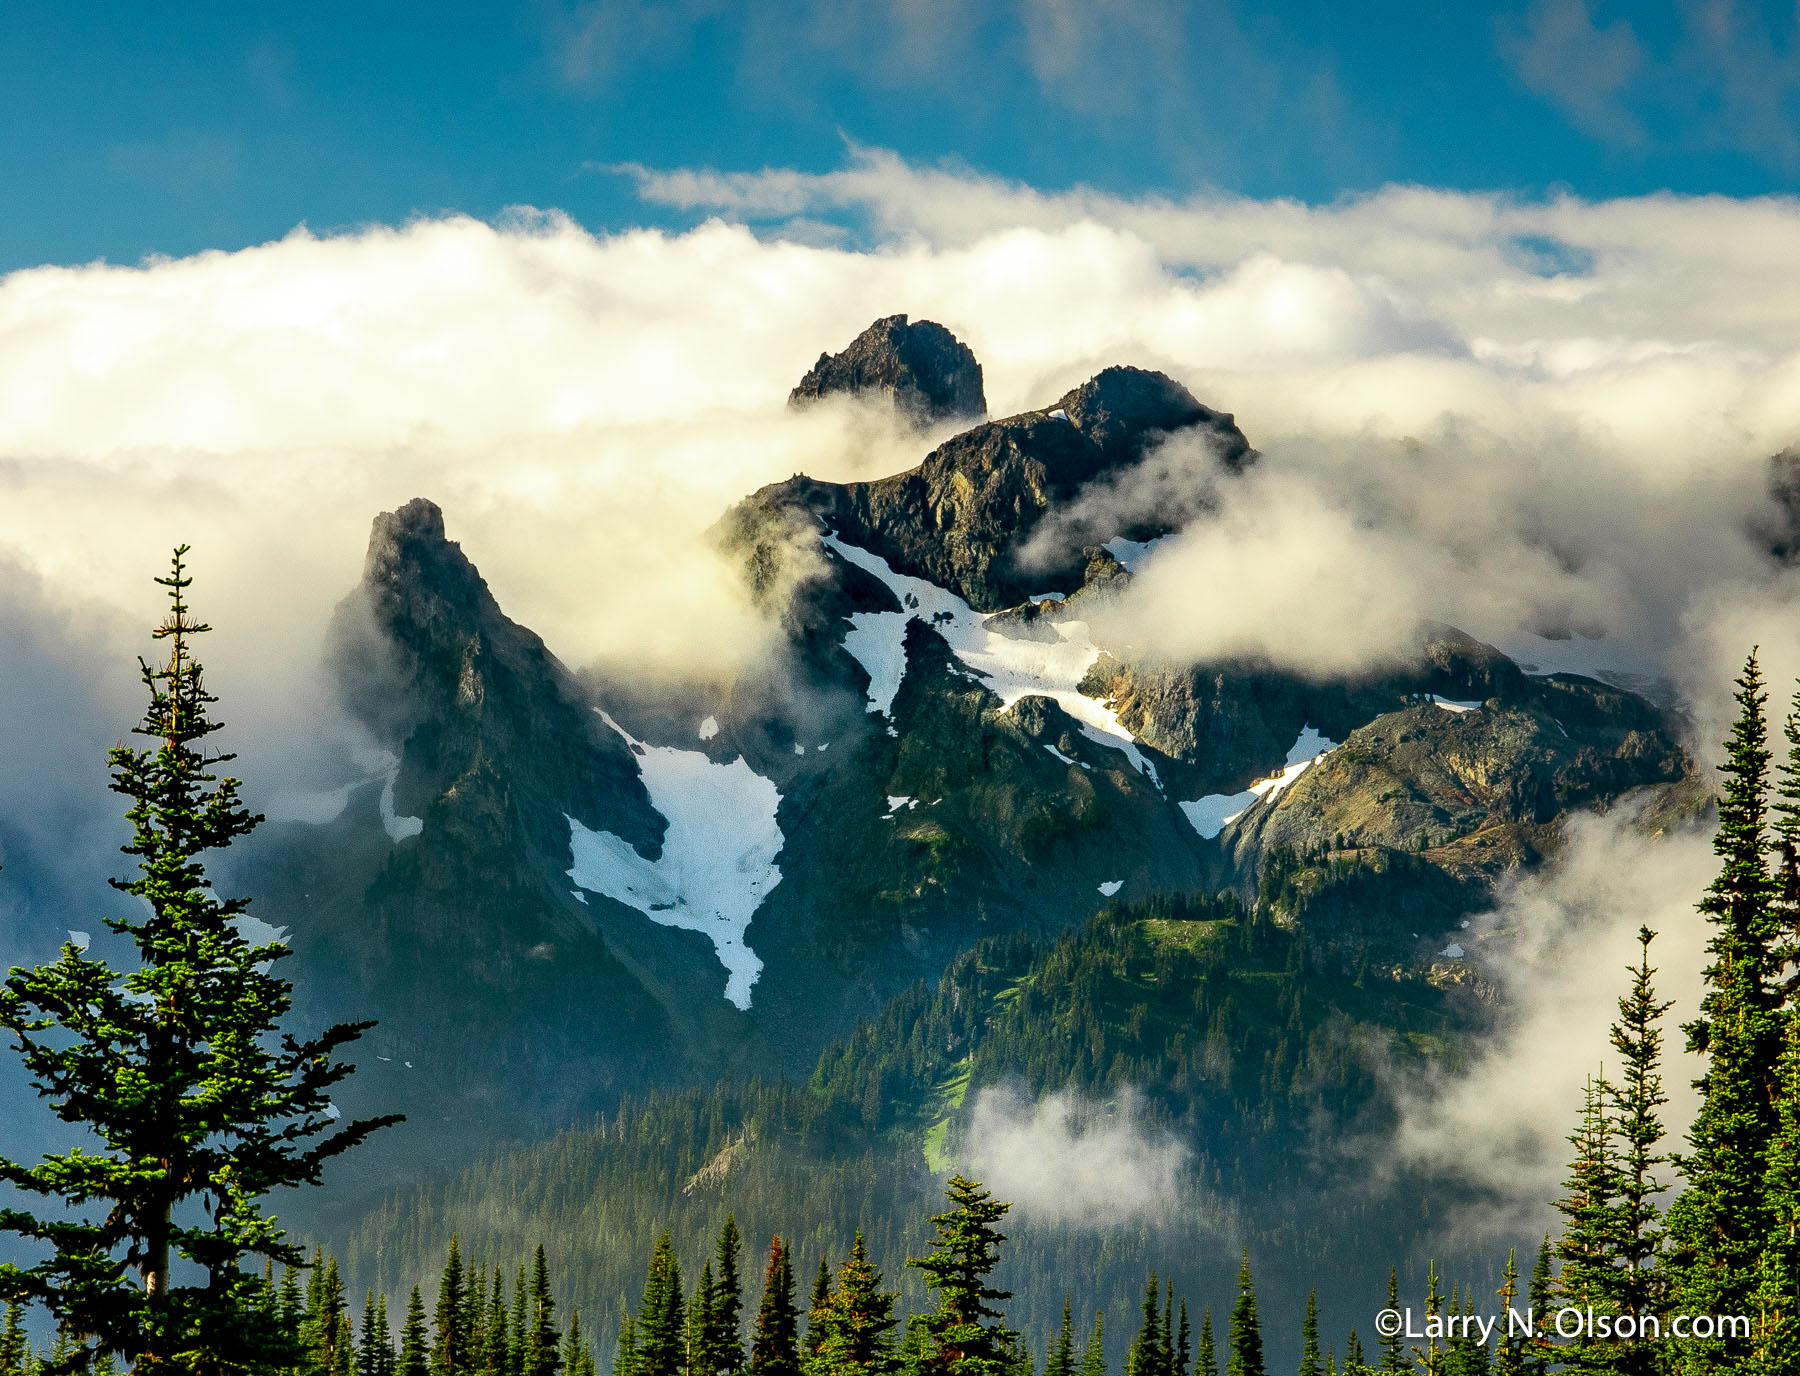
[4,0,1799,271]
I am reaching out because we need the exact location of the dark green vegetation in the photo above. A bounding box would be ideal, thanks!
[0,553,394,1372]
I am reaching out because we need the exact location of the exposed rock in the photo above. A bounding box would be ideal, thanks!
[1768,446,1800,563]
[789,314,985,424]
[742,366,1252,610]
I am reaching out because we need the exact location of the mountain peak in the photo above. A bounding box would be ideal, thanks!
[1054,366,1252,469]
[789,314,986,424]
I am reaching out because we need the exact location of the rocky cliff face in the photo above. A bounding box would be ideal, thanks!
[789,314,985,424]
[748,364,1253,610]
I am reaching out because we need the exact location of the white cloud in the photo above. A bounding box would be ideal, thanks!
[962,1085,1197,1227]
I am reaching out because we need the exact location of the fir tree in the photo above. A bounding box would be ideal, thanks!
[1491,1252,1523,1376]
[525,1245,561,1376]
[1554,1076,1618,1370]
[1174,1301,1190,1376]
[0,549,398,1370]
[511,1267,529,1376]
[361,1290,396,1376]
[481,1269,509,1376]
[1080,1314,1107,1376]
[1340,1332,1362,1376]
[1668,652,1785,1371]
[705,1217,746,1376]
[1377,1273,1402,1375]
[749,1238,798,1376]
[563,1312,596,1376]
[639,1235,687,1376]
[908,1177,1017,1376]
[435,1237,476,1376]
[617,1316,642,1376]
[1127,1276,1162,1376]
[1298,1292,1321,1376]
[401,1287,431,1376]
[1047,1301,1076,1376]
[1225,1254,1264,1376]
[805,1260,833,1364]
[690,1264,718,1376]
[1411,1264,1441,1376]
[809,1233,898,1376]
[1524,1241,1552,1376]
[0,1304,24,1376]
[1194,1310,1214,1376]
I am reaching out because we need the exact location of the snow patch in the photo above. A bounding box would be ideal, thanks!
[1044,743,1076,765]
[824,535,1161,787]
[571,890,587,905]
[1440,943,1465,959]
[1179,726,1338,840]
[1101,535,1169,572]
[566,712,783,1009]
[1098,880,1123,897]
[1048,408,1069,421]
[793,743,806,756]
[1431,696,1483,713]
[884,795,918,817]
[66,930,90,952]
[699,716,720,741]
[379,764,423,842]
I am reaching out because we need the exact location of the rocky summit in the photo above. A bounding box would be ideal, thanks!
[789,313,986,424]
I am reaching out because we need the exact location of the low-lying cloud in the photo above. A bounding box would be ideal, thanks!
[961,1085,1195,1227]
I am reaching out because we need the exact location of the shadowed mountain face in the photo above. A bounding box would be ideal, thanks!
[789,313,986,424]
[259,321,1696,1205]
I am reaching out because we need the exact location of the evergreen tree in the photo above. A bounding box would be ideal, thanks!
[1340,1332,1362,1376]
[525,1244,561,1376]
[1411,1264,1441,1376]
[401,1287,431,1376]
[307,1257,350,1376]
[705,1217,746,1376]
[1046,1301,1075,1376]
[361,1290,396,1376]
[1298,1292,1321,1376]
[1554,1076,1618,1370]
[1225,1254,1264,1376]
[0,1304,24,1376]
[1668,652,1784,1372]
[1174,1301,1190,1376]
[511,1267,529,1376]
[1491,1252,1523,1376]
[0,549,398,1370]
[1377,1273,1402,1375]
[617,1316,642,1376]
[908,1177,1017,1376]
[1606,927,1673,1376]
[481,1269,509,1376]
[805,1260,833,1364]
[1127,1276,1162,1376]
[1080,1314,1107,1376]
[435,1237,476,1376]
[1524,1241,1552,1376]
[749,1238,798,1376]
[563,1312,596,1376]
[809,1233,899,1376]
[639,1235,688,1376]
[690,1264,718,1376]
[1194,1311,1214,1376]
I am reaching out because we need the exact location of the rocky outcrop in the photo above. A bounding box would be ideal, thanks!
[789,314,985,424]
[744,365,1253,610]
[1768,446,1800,563]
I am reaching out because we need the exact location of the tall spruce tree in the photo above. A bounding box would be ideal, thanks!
[749,1239,798,1376]
[1524,1241,1552,1376]
[1554,1075,1619,1371]
[1298,1292,1321,1376]
[524,1245,560,1376]
[1080,1314,1107,1376]
[0,549,398,1370]
[1174,1301,1190,1376]
[1668,652,1785,1372]
[1194,1310,1214,1376]
[704,1217,746,1376]
[908,1177,1017,1376]
[690,1264,718,1376]
[1127,1276,1162,1376]
[480,1270,508,1376]
[1225,1254,1264,1376]
[1047,1302,1075,1376]
[401,1288,431,1376]
[808,1233,898,1376]
[804,1261,833,1366]
[1491,1252,1523,1376]
[639,1236,687,1376]
[435,1237,475,1376]
[1377,1273,1402,1375]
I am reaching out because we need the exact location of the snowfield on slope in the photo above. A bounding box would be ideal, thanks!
[566,711,782,1010]
[824,534,1161,786]
[1179,726,1337,840]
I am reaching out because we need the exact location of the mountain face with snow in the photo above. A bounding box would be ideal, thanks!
[259,317,1697,1171]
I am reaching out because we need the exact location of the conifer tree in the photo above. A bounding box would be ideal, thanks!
[908,1177,1017,1376]
[1376,1273,1402,1375]
[1668,652,1784,1371]
[1225,1254,1264,1376]
[1524,1241,1552,1376]
[1080,1314,1107,1376]
[1491,1252,1523,1376]
[1193,1310,1214,1376]
[705,1217,746,1376]
[1174,1301,1190,1376]
[805,1260,833,1365]
[511,1266,529,1376]
[639,1235,687,1376]
[749,1238,798,1376]
[525,1245,561,1376]
[1340,1332,1362,1376]
[401,1287,431,1376]
[1554,1076,1618,1371]
[1127,1276,1161,1376]
[617,1316,642,1376]
[562,1312,596,1376]
[1047,1301,1075,1376]
[0,549,398,1370]
[361,1290,396,1376]
[0,1304,24,1376]
[481,1269,508,1376]
[808,1233,898,1376]
[1298,1292,1321,1376]
[435,1237,475,1376]
[1411,1264,1441,1376]
[690,1264,718,1376]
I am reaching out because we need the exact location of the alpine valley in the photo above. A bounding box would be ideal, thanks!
[208,315,1709,1368]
